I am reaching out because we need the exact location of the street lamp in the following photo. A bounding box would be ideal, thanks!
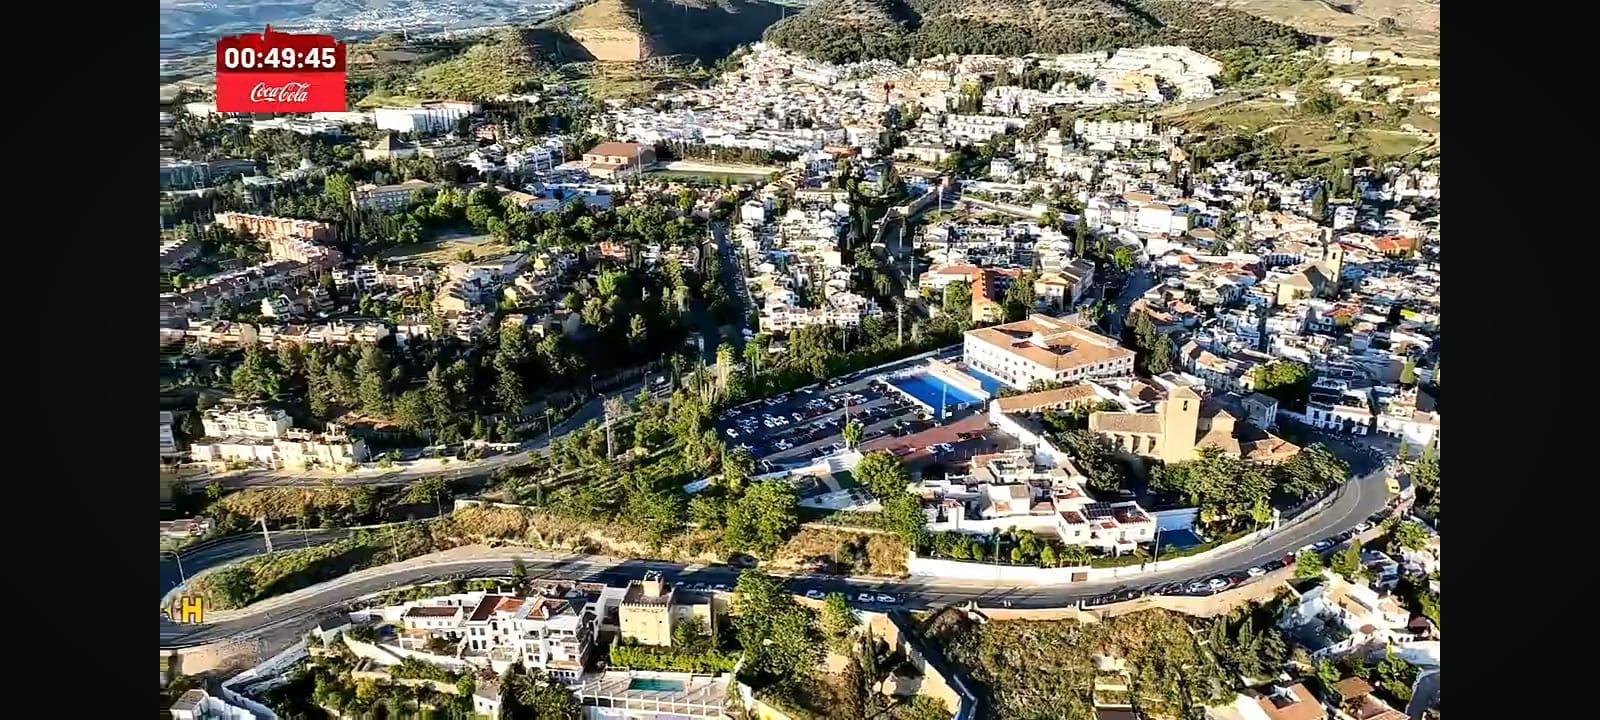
[164,550,187,586]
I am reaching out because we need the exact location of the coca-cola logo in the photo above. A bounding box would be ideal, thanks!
[249,81,313,104]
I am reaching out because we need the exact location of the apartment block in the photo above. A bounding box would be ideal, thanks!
[963,314,1135,391]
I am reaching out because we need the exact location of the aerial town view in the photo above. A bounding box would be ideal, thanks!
[160,1,1441,718]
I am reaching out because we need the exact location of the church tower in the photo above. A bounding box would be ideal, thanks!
[1159,386,1202,462]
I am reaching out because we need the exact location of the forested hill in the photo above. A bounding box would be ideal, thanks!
[762,0,1312,64]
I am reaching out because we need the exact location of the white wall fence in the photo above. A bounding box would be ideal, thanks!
[988,409,1071,469]
[908,481,1348,585]
[214,638,311,720]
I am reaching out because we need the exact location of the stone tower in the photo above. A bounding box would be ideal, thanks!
[1158,386,1202,462]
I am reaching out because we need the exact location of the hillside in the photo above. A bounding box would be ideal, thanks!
[764,0,1311,64]
[1205,0,1439,54]
[406,28,587,99]
[548,0,791,63]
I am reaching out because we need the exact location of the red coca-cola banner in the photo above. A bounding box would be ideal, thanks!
[216,26,347,113]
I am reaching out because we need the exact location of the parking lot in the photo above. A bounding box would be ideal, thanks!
[715,348,969,466]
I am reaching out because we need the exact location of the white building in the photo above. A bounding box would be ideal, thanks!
[412,592,596,681]
[963,314,1136,391]
[169,689,254,720]
[373,101,480,134]
[201,406,292,439]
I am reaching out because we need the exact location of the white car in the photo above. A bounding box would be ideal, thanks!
[856,592,874,603]
[804,590,826,600]
[875,593,897,604]
[1246,567,1267,578]
[725,428,739,439]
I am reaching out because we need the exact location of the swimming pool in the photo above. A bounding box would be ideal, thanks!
[888,372,984,415]
[628,677,686,692]
[961,367,1009,396]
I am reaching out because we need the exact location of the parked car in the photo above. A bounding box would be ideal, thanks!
[1206,576,1231,591]
[1312,540,1335,552]
[1263,559,1286,572]
[875,593,897,604]
[856,592,874,603]
[1355,521,1374,533]
[804,590,826,600]
[1246,567,1267,578]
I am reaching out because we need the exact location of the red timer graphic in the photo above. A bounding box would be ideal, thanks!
[216,26,347,113]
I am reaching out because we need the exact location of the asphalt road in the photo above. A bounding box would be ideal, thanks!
[161,529,355,602]
[1104,268,1157,336]
[160,459,1389,650]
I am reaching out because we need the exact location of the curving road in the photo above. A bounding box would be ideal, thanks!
[161,453,1390,651]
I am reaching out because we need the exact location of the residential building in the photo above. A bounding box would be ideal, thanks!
[617,571,716,648]
[462,594,596,679]
[190,426,368,471]
[583,142,656,178]
[201,406,292,439]
[169,688,254,720]
[1279,573,1413,661]
[160,237,201,269]
[1329,678,1408,720]
[352,179,438,213]
[963,314,1135,391]
[214,212,335,244]
[1074,119,1156,144]
[1250,684,1325,720]
[390,591,598,680]
[160,411,179,456]
[361,133,418,161]
[922,447,1156,553]
[373,101,479,134]
[1088,384,1300,464]
[418,139,478,162]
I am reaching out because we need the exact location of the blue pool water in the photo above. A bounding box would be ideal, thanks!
[961,367,1009,396]
[889,373,984,413]
[628,678,686,692]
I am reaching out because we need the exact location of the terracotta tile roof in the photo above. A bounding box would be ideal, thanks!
[1256,684,1326,720]
[993,383,1099,413]
[1088,412,1163,434]
[966,315,1134,372]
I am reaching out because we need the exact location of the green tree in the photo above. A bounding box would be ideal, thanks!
[854,451,910,500]
[500,663,581,719]
[231,343,285,401]
[1399,358,1417,386]
[842,419,865,448]
[510,556,528,589]
[1330,541,1364,582]
[671,615,712,655]
[1002,271,1037,322]
[724,481,800,556]
[723,445,757,493]
[1294,550,1325,580]
[1251,497,1274,529]
[1111,245,1138,274]
[733,570,822,680]
[1253,360,1317,406]
[901,696,954,720]
[942,280,972,319]
[355,343,392,416]
[820,592,859,650]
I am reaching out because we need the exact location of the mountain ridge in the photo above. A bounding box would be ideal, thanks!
[763,0,1313,64]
